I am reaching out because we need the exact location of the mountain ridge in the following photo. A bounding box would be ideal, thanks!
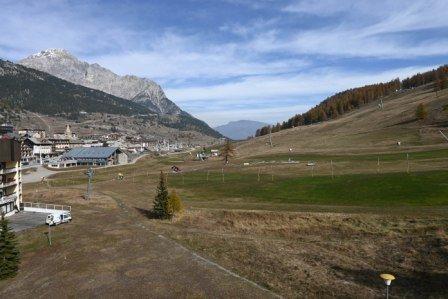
[0,59,152,117]
[18,49,222,138]
[19,49,180,115]
[214,120,268,140]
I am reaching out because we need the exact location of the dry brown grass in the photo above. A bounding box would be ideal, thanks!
[0,186,276,298]
[153,209,448,298]
[236,86,448,158]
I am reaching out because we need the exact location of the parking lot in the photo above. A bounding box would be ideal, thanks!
[9,212,48,232]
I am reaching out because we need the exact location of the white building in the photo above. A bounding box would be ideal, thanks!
[0,138,22,216]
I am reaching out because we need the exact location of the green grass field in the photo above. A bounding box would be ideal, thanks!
[169,170,448,206]
[248,148,448,163]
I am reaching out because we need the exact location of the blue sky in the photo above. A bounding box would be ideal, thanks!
[1,0,448,126]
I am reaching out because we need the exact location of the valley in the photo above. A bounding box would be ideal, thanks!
[1,81,447,297]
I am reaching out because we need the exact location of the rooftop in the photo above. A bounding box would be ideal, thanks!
[63,147,120,159]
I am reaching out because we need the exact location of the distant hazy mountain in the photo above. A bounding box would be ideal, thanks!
[214,120,268,140]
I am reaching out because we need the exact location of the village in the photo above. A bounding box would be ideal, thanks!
[0,122,222,219]
[4,123,217,168]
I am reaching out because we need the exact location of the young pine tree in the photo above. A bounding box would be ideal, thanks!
[0,214,20,280]
[415,103,428,120]
[153,171,170,219]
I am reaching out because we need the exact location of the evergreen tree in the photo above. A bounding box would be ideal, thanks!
[415,103,428,120]
[221,139,236,164]
[0,214,20,280]
[152,171,170,219]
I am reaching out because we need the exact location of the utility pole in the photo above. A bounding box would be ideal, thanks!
[377,156,380,174]
[406,153,410,174]
[85,167,94,200]
[269,127,273,148]
[331,160,334,179]
[47,223,52,246]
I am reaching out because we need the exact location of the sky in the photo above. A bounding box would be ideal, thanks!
[1,0,448,127]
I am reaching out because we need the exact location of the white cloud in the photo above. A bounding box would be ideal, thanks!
[166,65,436,102]
[258,0,448,59]
[171,64,438,126]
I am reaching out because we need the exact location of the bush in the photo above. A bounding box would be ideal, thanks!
[168,190,183,217]
[415,103,428,120]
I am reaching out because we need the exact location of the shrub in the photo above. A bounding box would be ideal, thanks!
[168,190,183,217]
[415,103,428,120]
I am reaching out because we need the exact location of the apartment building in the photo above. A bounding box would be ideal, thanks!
[0,137,22,216]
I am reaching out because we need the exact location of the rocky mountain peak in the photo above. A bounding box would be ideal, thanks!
[19,50,180,115]
[30,48,73,59]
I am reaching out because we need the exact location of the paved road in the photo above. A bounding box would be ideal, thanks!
[21,154,150,184]
[22,165,57,184]
[9,212,48,232]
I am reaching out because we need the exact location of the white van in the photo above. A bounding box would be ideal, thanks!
[46,212,72,226]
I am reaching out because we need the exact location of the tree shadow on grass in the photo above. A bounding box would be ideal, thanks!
[332,266,448,297]
[134,207,160,219]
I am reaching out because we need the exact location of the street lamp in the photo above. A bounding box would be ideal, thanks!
[380,273,395,299]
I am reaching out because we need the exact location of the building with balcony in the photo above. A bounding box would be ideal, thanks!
[0,137,22,216]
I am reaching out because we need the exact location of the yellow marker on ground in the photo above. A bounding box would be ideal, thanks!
[380,273,396,299]
[380,274,395,285]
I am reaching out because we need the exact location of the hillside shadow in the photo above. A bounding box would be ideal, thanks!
[387,118,418,127]
[134,207,159,219]
[332,266,448,297]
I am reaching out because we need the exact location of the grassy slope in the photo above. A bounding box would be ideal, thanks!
[236,85,448,158]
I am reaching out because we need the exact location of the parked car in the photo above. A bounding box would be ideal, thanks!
[46,212,72,226]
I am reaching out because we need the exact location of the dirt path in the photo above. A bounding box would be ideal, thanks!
[22,165,57,183]
[102,190,281,298]
[0,186,279,298]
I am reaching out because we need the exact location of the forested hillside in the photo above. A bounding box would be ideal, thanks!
[0,59,151,119]
[256,65,448,136]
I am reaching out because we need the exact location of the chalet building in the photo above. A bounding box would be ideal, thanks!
[63,147,128,166]
[0,137,22,216]
[48,138,84,154]
[21,138,53,163]
[18,128,46,139]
